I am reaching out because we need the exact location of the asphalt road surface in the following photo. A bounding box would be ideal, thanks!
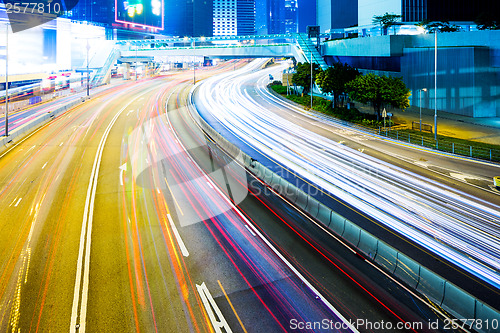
[0,61,469,333]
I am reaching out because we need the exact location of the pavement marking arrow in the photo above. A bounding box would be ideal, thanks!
[196,282,233,333]
[119,163,127,186]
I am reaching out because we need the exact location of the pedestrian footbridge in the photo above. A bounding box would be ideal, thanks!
[89,34,329,86]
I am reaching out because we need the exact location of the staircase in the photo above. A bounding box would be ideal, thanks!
[90,47,120,87]
[293,33,328,70]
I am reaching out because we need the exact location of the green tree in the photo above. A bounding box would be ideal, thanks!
[475,12,500,30]
[346,73,411,121]
[372,12,402,35]
[418,20,460,33]
[292,62,321,96]
[315,62,360,108]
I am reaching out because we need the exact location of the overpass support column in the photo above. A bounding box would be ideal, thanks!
[122,63,130,80]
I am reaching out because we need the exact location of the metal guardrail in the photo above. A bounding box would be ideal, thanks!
[0,96,90,153]
[411,121,433,133]
[379,128,500,162]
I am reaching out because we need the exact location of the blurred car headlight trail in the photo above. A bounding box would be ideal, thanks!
[194,59,500,290]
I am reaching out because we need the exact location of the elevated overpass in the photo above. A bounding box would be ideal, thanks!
[107,34,329,82]
[116,34,317,59]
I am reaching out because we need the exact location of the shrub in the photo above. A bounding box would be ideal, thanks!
[270,85,287,94]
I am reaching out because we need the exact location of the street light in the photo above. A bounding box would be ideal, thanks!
[434,31,438,140]
[193,38,196,84]
[86,39,90,96]
[419,88,427,132]
[310,51,313,109]
[4,23,9,137]
[135,42,139,81]
[193,36,206,84]
[76,36,100,96]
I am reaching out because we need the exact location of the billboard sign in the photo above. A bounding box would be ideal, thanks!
[115,0,163,29]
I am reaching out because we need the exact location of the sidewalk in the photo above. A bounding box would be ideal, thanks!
[355,103,500,145]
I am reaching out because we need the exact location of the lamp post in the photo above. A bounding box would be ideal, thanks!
[76,36,100,96]
[434,31,438,140]
[419,88,427,132]
[86,39,90,96]
[310,51,313,109]
[4,23,9,137]
[193,38,196,84]
[135,42,138,81]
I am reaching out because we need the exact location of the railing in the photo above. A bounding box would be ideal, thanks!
[378,128,500,162]
[91,48,120,87]
[294,33,328,69]
[411,121,432,133]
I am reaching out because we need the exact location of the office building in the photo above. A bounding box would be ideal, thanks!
[256,0,299,34]
[213,0,238,35]
[193,0,214,37]
[237,0,256,35]
[64,0,115,26]
[267,0,285,34]
[213,0,255,36]
[359,0,498,27]
[255,0,268,34]
[317,0,357,32]
[403,0,498,23]
[284,0,298,33]
[298,0,316,33]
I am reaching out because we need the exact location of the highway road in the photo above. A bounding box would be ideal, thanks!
[192,59,500,310]
[0,62,367,333]
[0,60,471,333]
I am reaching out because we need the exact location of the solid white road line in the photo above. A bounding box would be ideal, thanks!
[196,282,233,333]
[173,89,359,332]
[208,177,360,333]
[244,224,256,237]
[167,214,190,257]
[69,94,146,333]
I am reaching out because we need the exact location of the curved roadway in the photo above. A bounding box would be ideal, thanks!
[0,60,470,332]
[192,59,500,310]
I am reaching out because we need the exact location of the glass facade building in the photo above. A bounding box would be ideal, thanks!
[257,0,300,34]
[317,0,357,31]
[213,0,238,35]
[64,0,115,26]
[237,0,256,35]
[213,0,255,36]
[402,0,499,23]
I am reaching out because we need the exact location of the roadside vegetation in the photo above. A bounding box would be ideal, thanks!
[270,61,408,128]
[270,82,389,128]
[269,63,500,161]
